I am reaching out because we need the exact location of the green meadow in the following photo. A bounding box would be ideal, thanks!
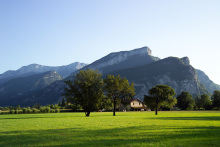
[0,111,220,146]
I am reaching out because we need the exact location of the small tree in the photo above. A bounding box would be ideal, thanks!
[10,109,15,114]
[61,97,66,107]
[32,108,38,113]
[212,90,220,109]
[58,101,62,107]
[23,108,28,113]
[45,107,50,113]
[144,85,176,115]
[177,91,195,110]
[16,105,21,110]
[32,103,41,109]
[104,75,135,116]
[64,69,104,116]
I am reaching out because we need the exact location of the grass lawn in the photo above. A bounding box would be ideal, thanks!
[0,111,220,146]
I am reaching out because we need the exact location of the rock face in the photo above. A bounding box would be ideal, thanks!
[196,69,220,93]
[109,57,204,99]
[56,62,87,78]
[180,57,190,65]
[0,62,86,85]
[82,46,159,74]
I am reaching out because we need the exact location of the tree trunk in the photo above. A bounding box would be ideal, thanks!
[155,103,158,115]
[113,98,116,116]
[86,111,90,117]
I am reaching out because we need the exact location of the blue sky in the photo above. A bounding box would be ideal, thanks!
[0,0,220,84]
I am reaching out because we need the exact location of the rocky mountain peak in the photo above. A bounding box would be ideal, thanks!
[126,46,152,56]
[87,46,154,70]
[110,46,152,57]
[74,62,87,69]
[181,57,190,65]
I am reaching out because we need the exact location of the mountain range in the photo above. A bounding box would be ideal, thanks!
[0,71,63,106]
[0,46,219,107]
[0,62,87,85]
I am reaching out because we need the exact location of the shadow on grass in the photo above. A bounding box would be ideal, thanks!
[0,125,220,146]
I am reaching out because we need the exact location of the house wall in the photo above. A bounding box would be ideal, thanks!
[131,100,144,108]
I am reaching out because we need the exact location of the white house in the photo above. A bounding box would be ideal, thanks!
[130,99,150,111]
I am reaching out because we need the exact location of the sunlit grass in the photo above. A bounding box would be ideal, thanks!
[0,111,220,146]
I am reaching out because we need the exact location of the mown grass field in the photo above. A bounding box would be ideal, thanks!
[0,111,220,146]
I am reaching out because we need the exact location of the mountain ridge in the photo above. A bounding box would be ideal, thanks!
[75,46,160,74]
[13,46,160,106]
[0,62,87,85]
[0,46,219,106]
[107,56,205,99]
[196,69,220,93]
[0,71,63,106]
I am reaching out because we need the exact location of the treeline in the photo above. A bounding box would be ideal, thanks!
[143,87,220,115]
[0,104,61,114]
[176,91,220,110]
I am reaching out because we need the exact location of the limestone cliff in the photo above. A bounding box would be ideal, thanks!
[109,57,206,99]
[80,46,159,74]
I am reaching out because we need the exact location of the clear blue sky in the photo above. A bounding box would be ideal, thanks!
[1,0,220,84]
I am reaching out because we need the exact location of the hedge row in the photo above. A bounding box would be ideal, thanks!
[6,107,60,114]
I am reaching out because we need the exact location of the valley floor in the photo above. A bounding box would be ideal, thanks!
[0,111,220,146]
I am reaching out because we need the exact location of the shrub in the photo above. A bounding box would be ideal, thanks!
[40,107,50,113]
[10,110,15,114]
[32,108,38,113]
[2,107,9,111]
[54,105,60,109]
[39,107,45,113]
[15,110,19,114]
[55,109,60,113]
[50,109,55,113]
[23,108,28,113]
[45,107,50,113]
[27,109,32,113]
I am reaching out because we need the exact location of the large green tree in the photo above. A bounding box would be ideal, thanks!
[64,69,104,116]
[177,91,195,110]
[197,94,212,110]
[212,90,220,109]
[144,85,176,115]
[104,75,135,116]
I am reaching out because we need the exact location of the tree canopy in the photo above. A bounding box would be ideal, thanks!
[104,75,135,116]
[64,69,104,116]
[197,94,212,110]
[177,91,195,110]
[212,90,220,109]
[144,85,176,115]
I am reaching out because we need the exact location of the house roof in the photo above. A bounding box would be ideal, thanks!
[131,98,144,104]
